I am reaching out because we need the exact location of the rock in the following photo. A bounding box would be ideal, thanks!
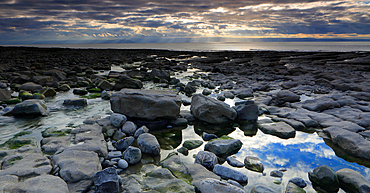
[51,149,102,183]
[58,84,71,91]
[285,182,306,193]
[114,136,135,151]
[177,147,189,155]
[0,175,18,192]
[18,82,43,93]
[204,139,242,157]
[190,94,237,124]
[134,125,149,138]
[226,156,244,167]
[223,91,235,99]
[113,75,143,90]
[73,88,88,95]
[276,90,300,103]
[0,89,11,102]
[0,152,52,178]
[169,117,188,126]
[63,98,87,107]
[137,133,161,155]
[112,130,126,141]
[308,165,340,193]
[233,88,254,99]
[41,136,72,154]
[213,164,248,185]
[336,168,370,193]
[194,151,218,170]
[228,179,244,189]
[323,127,370,160]
[41,88,57,97]
[122,146,142,165]
[184,163,221,188]
[183,140,203,150]
[110,113,127,128]
[101,90,111,100]
[270,170,284,178]
[234,100,259,122]
[159,152,191,181]
[142,167,195,193]
[258,122,296,139]
[6,175,69,193]
[184,83,197,95]
[197,178,245,193]
[94,167,120,193]
[98,80,114,91]
[202,88,212,95]
[289,177,307,188]
[302,97,340,112]
[324,106,370,128]
[244,156,264,172]
[110,89,182,120]
[120,121,137,136]
[217,95,226,101]
[202,132,218,141]
[12,99,48,117]
[251,185,276,193]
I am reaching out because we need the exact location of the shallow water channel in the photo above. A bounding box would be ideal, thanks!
[1,66,369,192]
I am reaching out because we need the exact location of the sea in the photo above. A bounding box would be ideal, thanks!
[10,41,370,52]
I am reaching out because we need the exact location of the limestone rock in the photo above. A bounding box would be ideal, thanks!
[190,94,237,124]
[6,175,69,193]
[110,89,182,120]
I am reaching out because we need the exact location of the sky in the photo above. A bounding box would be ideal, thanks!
[0,0,370,44]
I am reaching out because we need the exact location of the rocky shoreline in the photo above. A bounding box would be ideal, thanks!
[0,46,370,192]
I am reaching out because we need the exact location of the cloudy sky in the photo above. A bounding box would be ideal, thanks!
[1,0,370,44]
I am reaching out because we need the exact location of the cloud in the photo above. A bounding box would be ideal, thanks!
[0,0,369,43]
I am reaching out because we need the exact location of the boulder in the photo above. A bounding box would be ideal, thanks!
[110,113,127,128]
[289,177,307,188]
[285,182,306,193]
[194,151,218,170]
[44,69,67,81]
[18,82,43,93]
[191,94,237,124]
[184,163,221,188]
[42,88,57,97]
[122,146,142,165]
[226,156,244,167]
[202,132,218,141]
[110,89,182,120]
[73,88,88,95]
[204,139,242,157]
[94,167,120,193]
[244,156,264,173]
[41,136,72,154]
[202,88,212,95]
[98,80,114,91]
[0,89,11,102]
[270,170,284,178]
[197,178,245,193]
[259,122,296,139]
[336,168,370,193]
[137,133,161,155]
[213,164,248,185]
[12,99,48,117]
[51,149,102,183]
[5,175,69,193]
[183,140,203,150]
[232,88,254,98]
[30,76,53,86]
[302,97,340,112]
[275,90,300,103]
[323,127,370,160]
[134,125,149,138]
[121,121,137,136]
[114,137,135,151]
[113,75,143,90]
[308,165,340,193]
[63,98,87,107]
[234,100,259,122]
[0,175,18,192]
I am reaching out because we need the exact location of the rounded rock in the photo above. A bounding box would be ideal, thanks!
[110,113,127,128]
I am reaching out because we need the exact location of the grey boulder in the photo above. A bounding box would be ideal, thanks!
[122,146,142,165]
[308,165,339,193]
[94,167,120,193]
[114,136,135,151]
[213,164,248,185]
[234,100,259,122]
[110,113,127,128]
[110,89,182,120]
[198,178,245,193]
[244,156,264,173]
[190,94,237,124]
[13,99,48,117]
[63,98,87,107]
[336,168,370,193]
[137,133,161,155]
[204,139,242,157]
[258,122,296,139]
[194,151,218,170]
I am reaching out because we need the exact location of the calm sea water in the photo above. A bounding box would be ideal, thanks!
[14,42,370,52]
